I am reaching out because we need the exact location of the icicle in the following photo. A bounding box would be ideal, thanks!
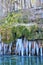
[16,39,22,55]
[26,40,28,56]
[36,43,39,56]
[40,46,42,56]
[28,41,31,56]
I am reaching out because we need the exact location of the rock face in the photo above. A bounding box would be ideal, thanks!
[0,0,43,17]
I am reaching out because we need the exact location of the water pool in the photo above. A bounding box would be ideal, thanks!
[0,55,43,65]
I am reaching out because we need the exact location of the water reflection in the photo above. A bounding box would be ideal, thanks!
[0,56,43,65]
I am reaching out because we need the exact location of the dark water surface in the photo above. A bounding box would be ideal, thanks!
[0,55,43,65]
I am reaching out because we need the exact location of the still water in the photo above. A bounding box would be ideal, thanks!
[0,55,43,65]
